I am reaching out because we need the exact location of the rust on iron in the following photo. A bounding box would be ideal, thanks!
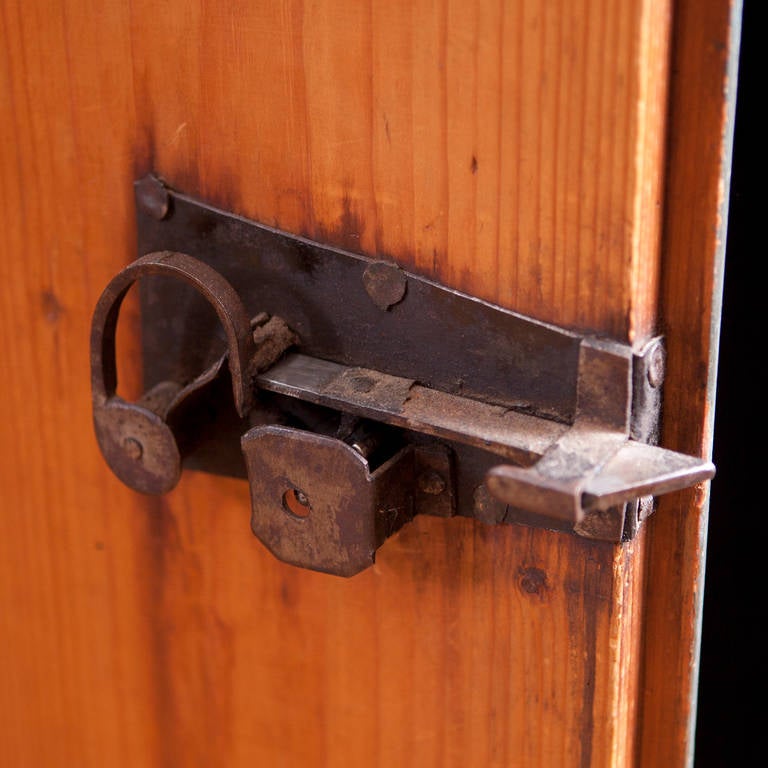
[122,437,144,461]
[241,425,414,577]
[250,314,299,375]
[90,250,260,494]
[362,261,407,310]
[86,181,720,577]
[484,337,712,523]
[136,186,584,421]
[254,353,566,466]
[472,484,508,526]
[418,471,446,495]
[646,340,666,388]
[135,174,171,220]
[573,505,629,541]
[414,445,455,518]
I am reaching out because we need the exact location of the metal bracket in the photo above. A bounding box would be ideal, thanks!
[89,175,715,576]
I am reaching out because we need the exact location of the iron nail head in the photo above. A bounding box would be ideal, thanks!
[363,261,407,311]
[136,174,171,221]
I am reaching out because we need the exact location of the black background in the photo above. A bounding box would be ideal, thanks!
[694,1,764,764]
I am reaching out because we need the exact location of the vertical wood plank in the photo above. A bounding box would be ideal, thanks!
[0,1,731,766]
[0,2,160,766]
[130,0,669,340]
[638,0,741,764]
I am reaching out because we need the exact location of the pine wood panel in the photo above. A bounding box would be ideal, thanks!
[0,1,733,766]
[130,0,667,341]
[638,0,741,764]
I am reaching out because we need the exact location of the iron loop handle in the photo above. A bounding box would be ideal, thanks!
[90,251,255,494]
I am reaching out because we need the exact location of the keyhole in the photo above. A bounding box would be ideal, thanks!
[282,488,312,518]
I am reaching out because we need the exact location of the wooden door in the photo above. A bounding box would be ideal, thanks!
[0,1,740,766]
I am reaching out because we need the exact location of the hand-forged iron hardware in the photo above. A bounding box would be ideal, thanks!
[89,174,716,576]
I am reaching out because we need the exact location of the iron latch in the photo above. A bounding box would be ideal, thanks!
[89,175,715,576]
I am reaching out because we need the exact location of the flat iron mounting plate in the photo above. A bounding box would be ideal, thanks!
[127,175,713,547]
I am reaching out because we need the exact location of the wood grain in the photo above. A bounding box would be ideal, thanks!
[131,0,669,341]
[0,0,732,766]
[638,0,742,764]
[0,2,158,764]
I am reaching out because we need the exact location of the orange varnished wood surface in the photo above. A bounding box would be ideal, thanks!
[0,1,736,766]
[638,0,741,764]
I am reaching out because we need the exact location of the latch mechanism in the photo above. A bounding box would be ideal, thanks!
[90,175,715,576]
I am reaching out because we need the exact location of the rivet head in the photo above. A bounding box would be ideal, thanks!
[418,470,446,495]
[647,343,666,388]
[123,437,144,461]
[135,174,171,221]
[363,261,407,310]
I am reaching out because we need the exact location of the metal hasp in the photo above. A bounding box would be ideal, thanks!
[89,175,715,576]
